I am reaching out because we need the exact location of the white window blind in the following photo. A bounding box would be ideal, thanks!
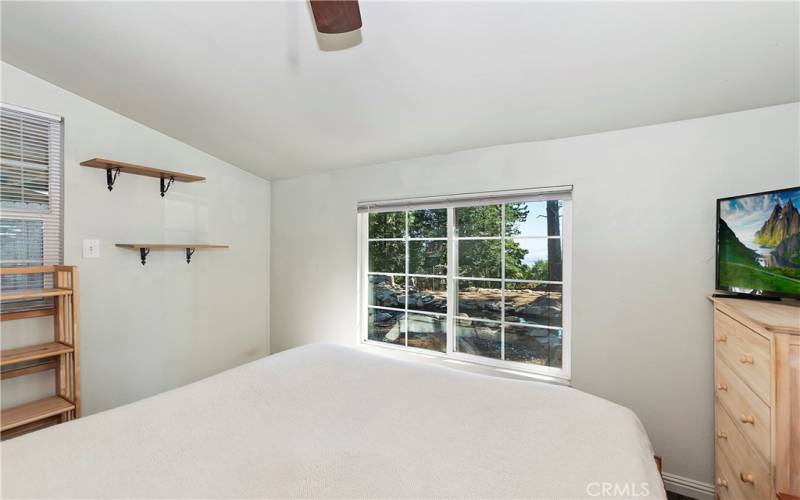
[356,185,573,213]
[0,103,63,311]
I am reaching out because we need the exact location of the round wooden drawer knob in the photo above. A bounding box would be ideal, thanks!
[740,355,754,364]
[717,384,728,392]
[716,431,728,439]
[740,415,756,425]
[717,478,728,488]
[716,335,727,342]
[740,472,755,484]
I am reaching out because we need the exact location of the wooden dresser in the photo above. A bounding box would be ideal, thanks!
[711,297,799,500]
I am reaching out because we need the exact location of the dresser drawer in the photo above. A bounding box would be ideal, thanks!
[715,441,745,500]
[715,358,771,465]
[715,401,773,500]
[714,310,772,403]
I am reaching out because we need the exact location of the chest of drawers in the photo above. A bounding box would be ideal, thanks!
[711,297,800,500]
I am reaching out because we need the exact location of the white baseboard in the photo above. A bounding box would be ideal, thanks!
[662,472,715,500]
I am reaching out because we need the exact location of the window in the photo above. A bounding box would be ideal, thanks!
[359,188,571,380]
[0,103,64,311]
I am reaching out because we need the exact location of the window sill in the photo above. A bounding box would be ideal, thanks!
[358,340,571,387]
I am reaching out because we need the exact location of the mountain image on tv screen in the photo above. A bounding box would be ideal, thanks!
[718,187,800,297]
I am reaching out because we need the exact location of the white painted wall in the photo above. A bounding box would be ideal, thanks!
[1,63,270,416]
[270,103,800,486]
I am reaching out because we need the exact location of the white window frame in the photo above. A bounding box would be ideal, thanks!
[357,187,572,381]
[0,103,64,309]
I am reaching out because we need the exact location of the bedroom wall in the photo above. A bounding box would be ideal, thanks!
[1,63,271,416]
[270,102,800,489]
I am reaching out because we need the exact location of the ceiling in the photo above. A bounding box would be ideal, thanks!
[2,1,798,180]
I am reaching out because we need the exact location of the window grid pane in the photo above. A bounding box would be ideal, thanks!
[407,312,447,353]
[456,318,501,359]
[408,276,446,314]
[454,201,564,365]
[365,209,448,354]
[368,241,405,274]
[368,308,405,346]
[365,195,568,373]
[368,211,405,239]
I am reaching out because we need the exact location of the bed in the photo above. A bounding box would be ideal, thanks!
[1,343,665,499]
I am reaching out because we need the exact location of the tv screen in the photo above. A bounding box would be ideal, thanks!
[717,186,800,299]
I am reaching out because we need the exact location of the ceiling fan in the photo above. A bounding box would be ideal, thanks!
[309,0,362,34]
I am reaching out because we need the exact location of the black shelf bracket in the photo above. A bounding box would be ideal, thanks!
[139,248,150,265]
[160,176,175,197]
[185,248,196,264]
[106,167,121,191]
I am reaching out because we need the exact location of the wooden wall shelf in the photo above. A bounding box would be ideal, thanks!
[80,158,205,197]
[115,243,229,265]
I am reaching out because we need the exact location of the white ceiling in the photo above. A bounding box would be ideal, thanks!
[2,1,798,180]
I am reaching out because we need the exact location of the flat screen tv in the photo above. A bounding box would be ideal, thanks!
[716,186,800,299]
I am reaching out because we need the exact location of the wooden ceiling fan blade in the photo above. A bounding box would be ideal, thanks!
[310,0,362,34]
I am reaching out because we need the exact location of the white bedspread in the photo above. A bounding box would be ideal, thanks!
[1,343,665,499]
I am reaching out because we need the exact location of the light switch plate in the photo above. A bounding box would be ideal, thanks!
[83,239,100,258]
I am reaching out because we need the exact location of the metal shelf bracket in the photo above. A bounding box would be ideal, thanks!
[139,248,150,266]
[185,248,196,264]
[106,167,121,191]
[160,176,175,197]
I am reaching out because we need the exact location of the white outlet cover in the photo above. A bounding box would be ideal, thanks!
[82,239,100,258]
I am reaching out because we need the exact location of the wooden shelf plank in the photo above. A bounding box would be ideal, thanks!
[0,415,60,439]
[0,308,56,322]
[80,158,205,182]
[0,288,72,301]
[1,396,74,432]
[0,266,56,275]
[1,342,74,367]
[1,360,58,380]
[115,243,229,249]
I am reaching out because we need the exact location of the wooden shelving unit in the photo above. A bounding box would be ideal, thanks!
[116,243,229,265]
[0,266,80,439]
[80,158,205,197]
